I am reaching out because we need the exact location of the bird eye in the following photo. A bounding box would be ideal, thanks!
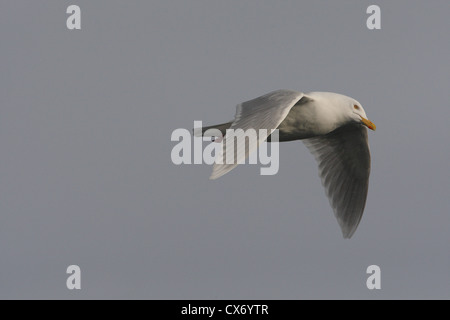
[353,105,360,110]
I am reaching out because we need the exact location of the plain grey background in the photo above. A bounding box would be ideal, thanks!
[1,0,449,299]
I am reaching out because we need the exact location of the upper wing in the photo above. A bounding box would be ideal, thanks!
[210,89,304,179]
[302,124,371,238]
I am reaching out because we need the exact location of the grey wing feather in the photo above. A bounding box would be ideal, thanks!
[210,89,304,179]
[302,124,371,238]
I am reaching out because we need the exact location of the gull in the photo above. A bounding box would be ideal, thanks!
[195,90,376,238]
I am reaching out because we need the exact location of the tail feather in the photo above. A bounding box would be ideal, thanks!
[193,121,233,137]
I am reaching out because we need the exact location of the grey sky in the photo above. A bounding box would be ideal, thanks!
[1,1,449,299]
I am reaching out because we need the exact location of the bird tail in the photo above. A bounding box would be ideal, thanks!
[193,121,233,138]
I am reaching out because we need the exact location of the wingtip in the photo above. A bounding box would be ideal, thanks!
[209,167,223,180]
[341,227,356,239]
[209,170,226,180]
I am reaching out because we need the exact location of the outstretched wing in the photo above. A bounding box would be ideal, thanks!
[302,124,371,238]
[210,89,304,179]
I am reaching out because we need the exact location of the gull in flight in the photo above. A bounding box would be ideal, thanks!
[195,90,376,238]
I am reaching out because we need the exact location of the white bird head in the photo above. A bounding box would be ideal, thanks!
[348,99,376,131]
[308,92,376,133]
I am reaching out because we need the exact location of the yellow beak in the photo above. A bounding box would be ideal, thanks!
[360,116,376,131]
